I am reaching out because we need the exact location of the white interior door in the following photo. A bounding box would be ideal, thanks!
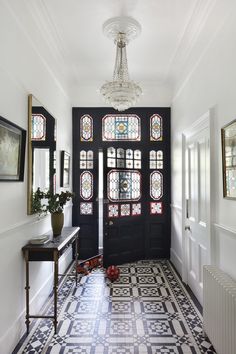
[185,123,210,305]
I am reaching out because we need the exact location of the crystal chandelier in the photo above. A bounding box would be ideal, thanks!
[100,17,142,112]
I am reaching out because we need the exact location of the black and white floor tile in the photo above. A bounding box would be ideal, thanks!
[14,260,216,354]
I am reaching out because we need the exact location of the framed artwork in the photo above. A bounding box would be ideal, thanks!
[0,116,26,181]
[221,119,236,198]
[60,150,70,188]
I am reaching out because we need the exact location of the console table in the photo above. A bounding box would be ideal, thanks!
[22,226,80,334]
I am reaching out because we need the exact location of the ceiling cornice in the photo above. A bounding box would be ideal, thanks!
[166,0,216,83]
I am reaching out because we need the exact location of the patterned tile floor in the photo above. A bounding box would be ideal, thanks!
[14,260,216,354]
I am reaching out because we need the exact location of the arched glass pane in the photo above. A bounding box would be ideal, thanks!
[80,115,93,141]
[80,171,93,200]
[150,114,162,141]
[150,171,163,200]
[31,114,46,141]
[108,170,141,201]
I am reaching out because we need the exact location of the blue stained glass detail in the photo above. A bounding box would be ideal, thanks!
[102,115,141,141]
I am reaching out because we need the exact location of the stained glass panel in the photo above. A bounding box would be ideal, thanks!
[80,150,94,169]
[150,202,163,215]
[150,114,162,141]
[80,202,93,215]
[80,171,93,200]
[31,114,46,141]
[150,171,163,200]
[132,203,141,216]
[149,150,163,169]
[80,115,93,141]
[117,148,125,158]
[120,204,131,216]
[108,204,119,218]
[102,115,141,141]
[108,170,141,201]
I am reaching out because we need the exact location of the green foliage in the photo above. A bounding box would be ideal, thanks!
[32,188,74,215]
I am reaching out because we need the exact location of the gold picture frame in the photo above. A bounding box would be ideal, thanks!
[221,119,236,198]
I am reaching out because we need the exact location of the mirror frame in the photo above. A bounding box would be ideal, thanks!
[27,94,33,214]
[27,94,56,214]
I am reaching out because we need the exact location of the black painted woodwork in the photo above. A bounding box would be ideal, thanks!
[72,107,171,264]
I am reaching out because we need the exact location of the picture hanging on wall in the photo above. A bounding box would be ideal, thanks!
[221,119,236,198]
[0,116,26,181]
[60,150,70,188]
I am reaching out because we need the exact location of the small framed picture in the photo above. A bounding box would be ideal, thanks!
[60,150,70,188]
[221,119,236,198]
[0,116,26,181]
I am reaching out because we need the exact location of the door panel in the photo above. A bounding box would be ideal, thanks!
[185,127,209,304]
[73,107,171,264]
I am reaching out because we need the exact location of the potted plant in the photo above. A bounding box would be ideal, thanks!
[32,188,74,236]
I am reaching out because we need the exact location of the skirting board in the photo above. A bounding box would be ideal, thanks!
[170,248,183,277]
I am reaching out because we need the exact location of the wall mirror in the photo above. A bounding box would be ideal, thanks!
[27,94,56,214]
[221,119,236,199]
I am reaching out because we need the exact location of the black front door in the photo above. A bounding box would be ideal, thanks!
[72,108,170,264]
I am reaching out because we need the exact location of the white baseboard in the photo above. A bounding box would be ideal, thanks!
[170,248,183,277]
[0,247,73,354]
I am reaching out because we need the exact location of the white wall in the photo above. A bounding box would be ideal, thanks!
[171,4,236,281]
[0,2,73,353]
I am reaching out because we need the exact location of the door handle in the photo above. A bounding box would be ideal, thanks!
[185,225,191,231]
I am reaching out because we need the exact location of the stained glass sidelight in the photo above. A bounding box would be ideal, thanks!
[149,150,163,169]
[80,171,93,200]
[108,170,141,201]
[80,150,94,169]
[108,204,119,218]
[31,114,46,141]
[150,202,163,215]
[80,115,93,141]
[80,202,93,215]
[102,115,141,141]
[150,114,162,141]
[150,171,163,200]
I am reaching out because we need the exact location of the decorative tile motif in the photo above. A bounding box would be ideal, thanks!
[150,201,163,214]
[132,203,141,216]
[80,202,93,215]
[80,115,93,141]
[102,115,141,141]
[120,203,131,216]
[108,204,119,218]
[14,260,216,354]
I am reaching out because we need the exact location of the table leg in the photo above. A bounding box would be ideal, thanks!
[53,250,59,334]
[75,235,79,286]
[24,250,30,334]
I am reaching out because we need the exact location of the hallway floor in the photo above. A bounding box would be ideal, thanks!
[15,260,216,354]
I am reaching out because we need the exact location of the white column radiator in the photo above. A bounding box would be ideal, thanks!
[203,266,236,354]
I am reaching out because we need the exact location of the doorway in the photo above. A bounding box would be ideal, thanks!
[72,107,171,266]
[182,111,212,304]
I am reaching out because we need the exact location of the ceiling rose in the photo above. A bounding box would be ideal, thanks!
[100,16,142,112]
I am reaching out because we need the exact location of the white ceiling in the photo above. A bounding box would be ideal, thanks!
[8,0,224,106]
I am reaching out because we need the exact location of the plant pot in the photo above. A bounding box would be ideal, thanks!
[51,212,64,236]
